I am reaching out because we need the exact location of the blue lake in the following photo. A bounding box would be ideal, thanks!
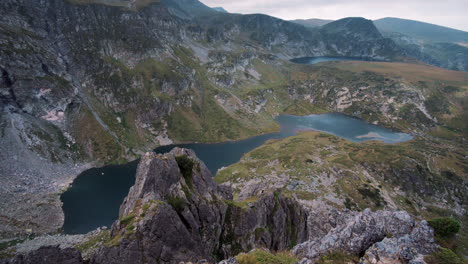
[290,56,385,65]
[61,113,412,234]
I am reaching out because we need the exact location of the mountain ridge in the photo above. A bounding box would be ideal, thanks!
[374,17,468,44]
[289,18,333,28]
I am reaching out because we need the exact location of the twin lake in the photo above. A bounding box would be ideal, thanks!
[62,113,412,234]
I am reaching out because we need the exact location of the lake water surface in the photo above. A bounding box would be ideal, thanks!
[61,113,412,234]
[290,56,385,65]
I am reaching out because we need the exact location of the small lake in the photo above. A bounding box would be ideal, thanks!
[290,56,385,65]
[61,113,412,234]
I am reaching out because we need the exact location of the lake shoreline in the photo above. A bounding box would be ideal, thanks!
[290,56,390,65]
[61,113,413,234]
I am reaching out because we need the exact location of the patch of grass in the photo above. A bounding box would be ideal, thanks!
[71,106,125,163]
[175,155,195,189]
[0,239,25,251]
[236,249,299,264]
[332,61,468,84]
[166,196,186,212]
[425,247,462,264]
[428,217,461,238]
[104,233,123,248]
[75,230,110,252]
[344,197,358,210]
[357,185,386,208]
[236,253,258,264]
[120,214,136,226]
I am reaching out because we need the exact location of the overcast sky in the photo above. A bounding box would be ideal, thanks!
[200,0,468,32]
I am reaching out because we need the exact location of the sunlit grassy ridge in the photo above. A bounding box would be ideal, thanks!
[215,129,467,255]
[215,130,466,211]
[331,61,468,83]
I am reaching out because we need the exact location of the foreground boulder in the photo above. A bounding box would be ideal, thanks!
[293,209,437,263]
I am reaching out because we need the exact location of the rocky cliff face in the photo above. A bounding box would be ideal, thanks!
[89,148,309,263]
[319,17,401,59]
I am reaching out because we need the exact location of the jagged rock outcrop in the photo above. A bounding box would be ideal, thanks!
[361,221,436,264]
[90,148,309,263]
[90,148,227,263]
[293,209,437,263]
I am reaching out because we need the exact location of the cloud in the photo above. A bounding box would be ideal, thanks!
[200,0,468,31]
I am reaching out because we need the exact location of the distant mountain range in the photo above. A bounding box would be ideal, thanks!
[291,17,468,44]
[290,16,468,71]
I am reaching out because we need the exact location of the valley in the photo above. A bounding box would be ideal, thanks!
[0,0,467,263]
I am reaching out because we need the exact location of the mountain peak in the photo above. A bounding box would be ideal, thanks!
[212,6,228,13]
[322,17,383,40]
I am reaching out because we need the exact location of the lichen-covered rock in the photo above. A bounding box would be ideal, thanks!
[293,209,437,263]
[360,220,437,264]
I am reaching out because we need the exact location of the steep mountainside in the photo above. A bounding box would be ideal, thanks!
[374,18,468,71]
[374,17,468,44]
[319,17,400,58]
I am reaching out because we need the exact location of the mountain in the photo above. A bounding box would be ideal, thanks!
[291,16,468,71]
[374,18,468,71]
[319,17,400,58]
[374,17,468,44]
[0,0,467,261]
[289,18,333,28]
[212,6,228,13]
